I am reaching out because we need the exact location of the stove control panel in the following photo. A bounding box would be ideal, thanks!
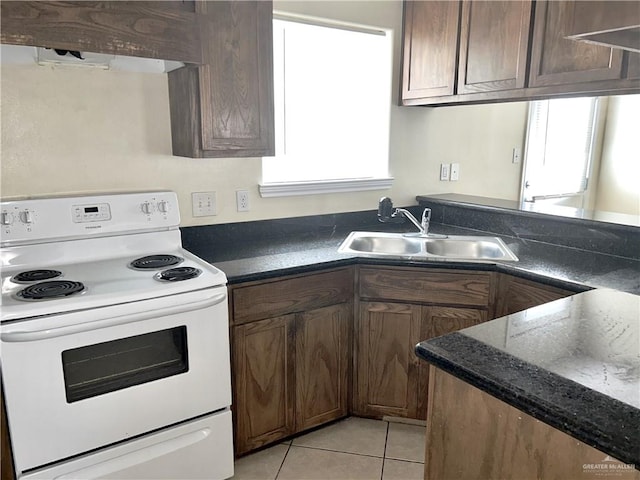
[72,203,112,223]
[1,191,180,246]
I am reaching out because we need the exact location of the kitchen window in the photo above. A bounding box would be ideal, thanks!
[260,15,393,197]
[521,97,600,206]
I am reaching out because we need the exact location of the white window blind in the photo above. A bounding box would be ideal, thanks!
[523,97,598,201]
[260,16,393,197]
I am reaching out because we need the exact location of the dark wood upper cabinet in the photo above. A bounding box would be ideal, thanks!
[167,1,275,158]
[401,1,460,99]
[567,1,640,53]
[457,0,532,93]
[529,1,624,87]
[400,0,640,106]
[1,0,274,159]
[0,1,202,63]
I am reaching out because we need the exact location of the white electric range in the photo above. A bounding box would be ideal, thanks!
[1,191,233,480]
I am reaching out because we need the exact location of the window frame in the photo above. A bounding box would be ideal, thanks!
[520,97,601,204]
[259,12,394,198]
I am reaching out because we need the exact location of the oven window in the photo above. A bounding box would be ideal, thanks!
[62,326,188,403]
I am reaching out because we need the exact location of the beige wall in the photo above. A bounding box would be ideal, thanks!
[594,95,640,216]
[0,1,526,227]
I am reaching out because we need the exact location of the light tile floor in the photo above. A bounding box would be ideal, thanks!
[232,417,425,480]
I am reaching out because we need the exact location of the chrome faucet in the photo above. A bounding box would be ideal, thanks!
[378,197,446,238]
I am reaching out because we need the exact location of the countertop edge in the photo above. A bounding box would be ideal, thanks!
[224,254,593,294]
[416,334,640,468]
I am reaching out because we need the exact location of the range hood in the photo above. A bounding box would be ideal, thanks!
[565,2,640,53]
[1,45,184,73]
[567,27,640,54]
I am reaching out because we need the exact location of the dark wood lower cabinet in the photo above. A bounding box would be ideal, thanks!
[231,285,352,456]
[354,301,487,421]
[495,274,575,317]
[295,304,350,432]
[354,302,422,419]
[233,315,296,455]
[417,306,487,417]
[425,367,639,480]
[230,267,578,455]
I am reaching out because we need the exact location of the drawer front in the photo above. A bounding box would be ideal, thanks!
[359,267,490,307]
[232,268,353,324]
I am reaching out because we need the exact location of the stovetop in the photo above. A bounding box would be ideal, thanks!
[0,192,227,322]
[1,245,227,322]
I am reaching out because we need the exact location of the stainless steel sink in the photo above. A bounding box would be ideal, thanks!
[338,232,518,262]
[423,237,514,259]
[347,235,422,255]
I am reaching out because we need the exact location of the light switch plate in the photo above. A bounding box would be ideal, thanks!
[440,163,450,181]
[192,192,217,217]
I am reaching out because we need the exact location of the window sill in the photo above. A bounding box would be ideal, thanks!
[259,177,394,198]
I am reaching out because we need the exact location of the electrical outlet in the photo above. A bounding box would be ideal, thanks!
[192,192,216,217]
[236,190,250,212]
[440,163,450,181]
[450,163,460,181]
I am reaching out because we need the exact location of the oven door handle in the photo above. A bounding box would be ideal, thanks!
[0,292,227,343]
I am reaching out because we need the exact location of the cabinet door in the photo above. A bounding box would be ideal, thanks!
[528,1,624,87]
[401,1,461,100]
[233,315,295,455]
[0,1,201,63]
[168,1,275,158]
[295,304,351,431]
[355,302,422,419]
[495,275,574,318]
[457,1,532,93]
[417,306,487,419]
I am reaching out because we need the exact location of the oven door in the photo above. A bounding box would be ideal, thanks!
[1,286,231,474]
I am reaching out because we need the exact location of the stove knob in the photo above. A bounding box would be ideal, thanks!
[157,200,169,213]
[140,202,154,215]
[1,212,14,225]
[19,210,33,224]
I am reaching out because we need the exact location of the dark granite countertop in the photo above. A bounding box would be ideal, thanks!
[181,206,640,468]
[416,289,640,467]
[183,221,640,294]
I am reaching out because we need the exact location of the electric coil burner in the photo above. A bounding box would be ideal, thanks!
[129,254,183,270]
[156,267,202,282]
[13,269,62,283]
[16,280,85,301]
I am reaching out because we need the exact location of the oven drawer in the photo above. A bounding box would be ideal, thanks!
[1,287,231,474]
[21,410,234,480]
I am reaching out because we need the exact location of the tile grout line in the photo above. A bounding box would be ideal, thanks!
[274,442,292,480]
[380,421,390,480]
[288,444,386,460]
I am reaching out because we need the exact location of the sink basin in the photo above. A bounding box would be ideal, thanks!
[423,238,512,259]
[347,235,422,255]
[338,232,518,262]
